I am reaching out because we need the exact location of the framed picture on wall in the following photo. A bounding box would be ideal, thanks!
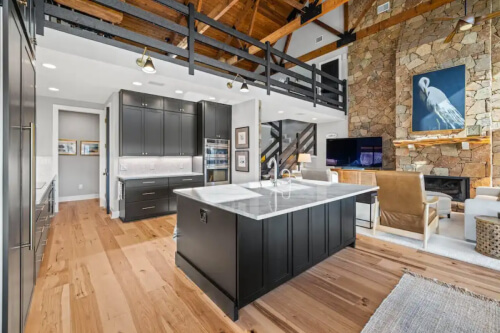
[235,151,249,172]
[58,139,77,155]
[81,141,100,156]
[235,127,249,149]
[412,65,466,134]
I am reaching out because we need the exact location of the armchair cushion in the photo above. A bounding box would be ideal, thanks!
[381,208,437,234]
[475,186,500,198]
[301,169,332,182]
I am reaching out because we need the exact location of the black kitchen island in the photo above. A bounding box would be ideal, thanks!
[174,180,378,320]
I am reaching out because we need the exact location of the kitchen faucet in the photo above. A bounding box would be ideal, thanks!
[280,169,291,184]
[267,156,278,187]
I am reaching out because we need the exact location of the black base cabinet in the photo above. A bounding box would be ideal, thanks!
[176,196,357,321]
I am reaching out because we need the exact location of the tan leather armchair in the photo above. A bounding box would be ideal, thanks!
[373,171,439,249]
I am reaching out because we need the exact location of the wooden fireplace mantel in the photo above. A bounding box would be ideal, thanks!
[393,136,490,148]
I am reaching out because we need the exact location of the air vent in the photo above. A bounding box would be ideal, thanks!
[148,81,165,86]
[315,35,323,43]
[377,2,390,14]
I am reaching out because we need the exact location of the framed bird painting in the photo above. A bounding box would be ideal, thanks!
[411,65,466,134]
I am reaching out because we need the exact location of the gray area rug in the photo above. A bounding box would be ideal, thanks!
[362,271,500,333]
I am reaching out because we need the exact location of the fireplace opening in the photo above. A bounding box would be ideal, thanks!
[423,175,470,202]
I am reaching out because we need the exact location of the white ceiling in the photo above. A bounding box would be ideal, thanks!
[36,28,347,124]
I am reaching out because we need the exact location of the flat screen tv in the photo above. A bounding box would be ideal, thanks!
[326,137,382,168]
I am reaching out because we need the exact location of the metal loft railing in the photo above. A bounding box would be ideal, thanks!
[41,0,348,112]
[261,121,283,174]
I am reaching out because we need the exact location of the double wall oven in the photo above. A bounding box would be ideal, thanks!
[204,139,230,185]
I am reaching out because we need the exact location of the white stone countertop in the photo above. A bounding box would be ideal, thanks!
[118,172,204,181]
[36,174,56,205]
[174,180,378,220]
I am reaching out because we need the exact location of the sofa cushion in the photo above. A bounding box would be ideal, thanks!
[425,191,452,199]
[474,195,498,202]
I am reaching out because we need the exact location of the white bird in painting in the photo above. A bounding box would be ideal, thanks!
[418,77,464,130]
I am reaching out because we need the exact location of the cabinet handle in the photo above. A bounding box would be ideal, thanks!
[142,192,156,195]
[17,0,27,6]
[145,152,148,155]
[145,103,148,106]
[182,179,193,181]
[142,181,156,184]
[142,206,156,210]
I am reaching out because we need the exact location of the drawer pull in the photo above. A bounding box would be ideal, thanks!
[142,192,156,195]
[142,206,156,210]
[182,179,193,181]
[142,181,156,184]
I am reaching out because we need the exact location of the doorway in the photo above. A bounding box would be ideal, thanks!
[319,56,342,106]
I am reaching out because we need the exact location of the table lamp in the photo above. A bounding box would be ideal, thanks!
[297,153,311,171]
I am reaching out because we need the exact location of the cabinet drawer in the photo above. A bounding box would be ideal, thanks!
[169,176,203,186]
[168,182,204,198]
[125,178,168,188]
[125,186,168,203]
[125,198,169,219]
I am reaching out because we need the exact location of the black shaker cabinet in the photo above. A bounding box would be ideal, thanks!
[120,105,163,156]
[198,101,232,140]
[144,109,164,156]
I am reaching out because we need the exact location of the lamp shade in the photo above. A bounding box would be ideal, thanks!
[142,56,156,74]
[240,81,249,93]
[298,153,311,163]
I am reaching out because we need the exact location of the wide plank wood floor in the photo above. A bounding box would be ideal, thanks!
[26,199,500,333]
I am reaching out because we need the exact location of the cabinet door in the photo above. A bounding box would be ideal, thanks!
[328,201,342,255]
[292,209,311,275]
[216,104,231,139]
[341,197,356,246]
[204,102,217,139]
[164,97,181,112]
[122,90,143,107]
[181,114,197,156]
[164,111,181,156]
[311,205,328,264]
[267,214,292,288]
[144,109,164,156]
[121,106,144,156]
[143,94,163,110]
[182,101,197,115]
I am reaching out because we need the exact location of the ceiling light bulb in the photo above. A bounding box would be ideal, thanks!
[142,56,156,74]
[312,117,317,120]
[175,90,183,94]
[278,110,284,114]
[132,82,143,86]
[42,63,56,69]
[240,81,249,93]
[48,87,59,92]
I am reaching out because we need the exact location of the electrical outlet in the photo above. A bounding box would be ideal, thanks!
[120,163,127,171]
[78,184,83,190]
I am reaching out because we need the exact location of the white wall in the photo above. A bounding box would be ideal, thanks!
[231,99,260,184]
[308,120,348,169]
[0,8,4,326]
[106,92,120,217]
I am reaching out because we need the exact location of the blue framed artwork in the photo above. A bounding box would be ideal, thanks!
[412,65,466,133]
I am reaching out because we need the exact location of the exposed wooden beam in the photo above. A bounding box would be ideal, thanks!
[168,0,192,45]
[226,0,349,65]
[215,0,254,59]
[271,53,279,64]
[54,0,123,23]
[285,0,455,69]
[313,20,342,36]
[277,0,305,11]
[247,0,261,39]
[176,0,240,49]
[343,2,348,31]
[351,0,376,31]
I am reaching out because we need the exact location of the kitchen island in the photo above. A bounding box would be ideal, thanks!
[174,180,378,320]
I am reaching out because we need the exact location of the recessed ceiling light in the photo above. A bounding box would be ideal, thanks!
[132,81,142,86]
[48,87,59,92]
[278,110,284,114]
[43,63,57,69]
[312,117,317,120]
[295,113,305,116]
[175,90,183,94]
[208,96,216,100]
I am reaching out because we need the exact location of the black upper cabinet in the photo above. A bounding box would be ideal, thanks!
[199,101,232,140]
[182,101,197,115]
[164,111,181,156]
[164,97,182,112]
[181,114,197,156]
[144,109,164,156]
[143,94,163,110]
[121,106,144,156]
[122,90,163,110]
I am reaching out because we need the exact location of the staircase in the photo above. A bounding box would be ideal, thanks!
[261,121,317,178]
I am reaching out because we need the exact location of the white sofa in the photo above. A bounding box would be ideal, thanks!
[464,187,500,241]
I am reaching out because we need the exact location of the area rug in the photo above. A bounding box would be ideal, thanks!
[362,271,500,333]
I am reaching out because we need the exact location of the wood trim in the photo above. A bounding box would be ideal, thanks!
[351,0,377,31]
[285,0,455,69]
[393,136,490,148]
[278,0,306,11]
[313,20,342,36]
[54,0,123,23]
[226,0,349,65]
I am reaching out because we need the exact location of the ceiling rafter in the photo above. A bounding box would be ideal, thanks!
[313,20,342,36]
[168,0,193,44]
[225,0,349,65]
[54,0,123,23]
[285,0,455,69]
[247,0,261,39]
[277,0,305,11]
[351,0,377,31]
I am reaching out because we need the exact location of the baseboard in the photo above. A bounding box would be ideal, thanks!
[111,210,120,219]
[59,194,99,202]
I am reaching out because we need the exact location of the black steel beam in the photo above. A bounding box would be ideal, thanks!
[312,64,317,107]
[188,3,195,75]
[194,53,267,83]
[266,42,271,95]
[154,0,189,15]
[35,0,45,35]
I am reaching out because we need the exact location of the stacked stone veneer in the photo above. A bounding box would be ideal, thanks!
[348,0,499,197]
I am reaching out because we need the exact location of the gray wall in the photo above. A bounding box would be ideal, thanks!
[36,95,104,156]
[58,111,99,197]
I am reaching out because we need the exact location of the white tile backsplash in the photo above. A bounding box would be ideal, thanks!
[118,156,194,176]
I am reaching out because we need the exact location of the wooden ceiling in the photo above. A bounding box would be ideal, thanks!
[54,0,303,71]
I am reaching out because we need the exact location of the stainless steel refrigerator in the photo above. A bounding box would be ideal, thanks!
[5,1,37,331]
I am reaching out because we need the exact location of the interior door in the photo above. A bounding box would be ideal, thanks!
[320,59,340,105]
[7,4,24,332]
[106,107,110,214]
[20,41,36,328]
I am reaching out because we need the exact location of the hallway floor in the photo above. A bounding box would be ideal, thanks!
[25,200,500,333]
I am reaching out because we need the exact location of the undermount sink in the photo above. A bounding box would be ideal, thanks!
[241,180,274,189]
[241,181,310,192]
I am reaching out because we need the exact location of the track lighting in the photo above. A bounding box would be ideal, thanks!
[136,47,156,74]
[227,74,249,93]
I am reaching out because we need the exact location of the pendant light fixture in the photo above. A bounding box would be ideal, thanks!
[227,74,249,93]
[136,47,156,74]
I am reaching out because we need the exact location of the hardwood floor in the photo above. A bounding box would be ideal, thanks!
[26,199,500,333]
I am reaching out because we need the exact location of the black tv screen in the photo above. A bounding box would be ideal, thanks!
[326,137,382,168]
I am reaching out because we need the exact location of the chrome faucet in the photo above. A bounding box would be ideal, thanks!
[280,169,291,184]
[267,156,278,187]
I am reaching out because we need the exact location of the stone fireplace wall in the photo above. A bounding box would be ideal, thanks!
[347,0,499,197]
